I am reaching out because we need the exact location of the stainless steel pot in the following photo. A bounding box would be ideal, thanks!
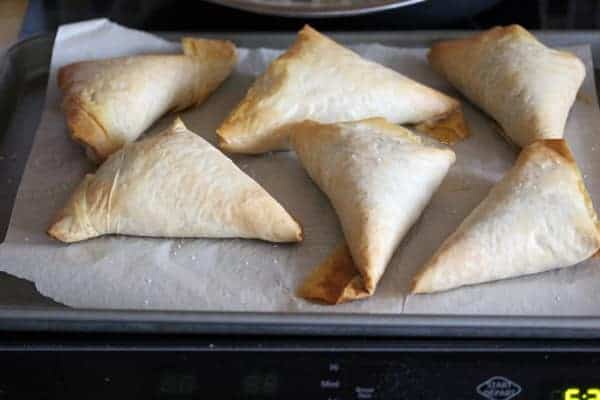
[203,0,427,17]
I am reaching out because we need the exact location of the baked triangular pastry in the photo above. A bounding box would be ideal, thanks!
[48,118,302,243]
[59,37,237,161]
[218,25,467,154]
[428,25,585,147]
[292,118,455,304]
[412,140,600,294]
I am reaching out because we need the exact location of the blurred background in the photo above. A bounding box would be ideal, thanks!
[14,0,600,37]
[1,0,600,47]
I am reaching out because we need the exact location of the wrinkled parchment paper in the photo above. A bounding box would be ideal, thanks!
[2,19,600,314]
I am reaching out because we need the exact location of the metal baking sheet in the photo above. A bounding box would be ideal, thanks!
[3,31,600,337]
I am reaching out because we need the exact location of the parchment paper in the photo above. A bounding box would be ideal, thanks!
[2,19,600,314]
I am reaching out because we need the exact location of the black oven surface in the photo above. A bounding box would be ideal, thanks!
[1,334,599,399]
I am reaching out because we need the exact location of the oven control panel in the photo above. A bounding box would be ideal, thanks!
[1,341,599,399]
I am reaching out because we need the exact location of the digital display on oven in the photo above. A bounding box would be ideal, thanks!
[551,387,600,400]
[241,372,279,396]
[158,372,198,396]
[158,370,280,398]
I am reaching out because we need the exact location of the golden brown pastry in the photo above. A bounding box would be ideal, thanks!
[298,243,371,305]
[59,37,237,161]
[412,140,600,294]
[292,118,455,304]
[428,25,585,147]
[48,118,302,243]
[218,25,467,154]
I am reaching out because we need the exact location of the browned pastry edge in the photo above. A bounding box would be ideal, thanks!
[62,97,120,162]
[415,106,470,145]
[298,242,371,305]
